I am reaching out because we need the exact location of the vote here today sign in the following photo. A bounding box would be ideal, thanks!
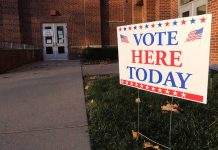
[117,14,212,104]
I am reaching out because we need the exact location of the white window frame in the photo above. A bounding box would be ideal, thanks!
[179,0,207,17]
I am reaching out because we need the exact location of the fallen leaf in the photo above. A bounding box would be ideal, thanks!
[143,141,153,148]
[88,99,97,108]
[161,103,180,113]
[85,85,89,90]
[132,130,139,139]
[153,145,161,150]
[135,98,141,103]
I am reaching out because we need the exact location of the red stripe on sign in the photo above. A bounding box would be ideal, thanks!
[185,93,203,102]
[120,79,203,103]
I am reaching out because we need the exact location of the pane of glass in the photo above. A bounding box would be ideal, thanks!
[46,47,53,54]
[57,26,64,44]
[197,5,206,15]
[43,29,53,36]
[182,11,190,17]
[45,26,51,29]
[45,37,52,44]
[58,46,65,54]
[180,0,193,5]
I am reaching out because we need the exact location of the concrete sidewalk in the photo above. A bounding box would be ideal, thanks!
[82,63,119,75]
[0,61,91,150]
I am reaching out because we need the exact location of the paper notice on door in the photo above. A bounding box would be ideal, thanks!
[59,35,64,38]
[58,31,63,35]
[46,39,52,44]
[43,30,53,36]
[59,39,64,44]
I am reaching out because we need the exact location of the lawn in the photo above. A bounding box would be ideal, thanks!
[84,73,218,150]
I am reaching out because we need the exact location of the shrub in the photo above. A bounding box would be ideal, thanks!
[82,47,118,61]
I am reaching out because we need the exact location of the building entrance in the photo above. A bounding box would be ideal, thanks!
[42,23,68,60]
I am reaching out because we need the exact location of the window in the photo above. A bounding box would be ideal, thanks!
[58,46,65,54]
[46,47,53,54]
[182,11,190,17]
[179,0,207,17]
[197,5,206,15]
[57,26,64,44]
[45,26,51,29]
[180,0,194,5]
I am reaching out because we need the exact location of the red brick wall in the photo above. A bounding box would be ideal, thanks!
[1,0,21,43]
[0,49,42,73]
[147,0,156,22]
[101,0,132,46]
[155,0,171,20]
[16,0,102,58]
[170,0,178,18]
[18,0,85,48]
[208,0,218,64]
[132,0,143,23]
[1,0,102,57]
[0,0,2,42]
[85,0,102,46]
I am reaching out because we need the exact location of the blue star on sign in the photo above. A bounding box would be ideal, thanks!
[173,20,178,26]
[190,18,196,24]
[134,26,137,30]
[145,24,149,29]
[124,27,127,31]
[158,22,162,27]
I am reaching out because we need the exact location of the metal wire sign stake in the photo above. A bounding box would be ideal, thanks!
[136,89,172,150]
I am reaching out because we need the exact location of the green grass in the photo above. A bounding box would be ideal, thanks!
[85,74,218,150]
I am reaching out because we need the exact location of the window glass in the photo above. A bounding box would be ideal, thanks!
[182,11,190,17]
[57,26,64,44]
[45,26,51,29]
[43,27,53,37]
[181,0,193,5]
[58,46,65,54]
[45,37,52,44]
[46,47,53,54]
[197,5,206,15]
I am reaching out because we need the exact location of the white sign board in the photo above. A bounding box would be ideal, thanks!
[117,14,212,104]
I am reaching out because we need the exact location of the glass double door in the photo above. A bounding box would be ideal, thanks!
[42,23,68,60]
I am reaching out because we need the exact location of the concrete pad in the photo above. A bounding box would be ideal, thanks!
[82,63,119,75]
[0,61,91,150]
[0,126,89,150]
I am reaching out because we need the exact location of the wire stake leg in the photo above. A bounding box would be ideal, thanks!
[169,96,174,150]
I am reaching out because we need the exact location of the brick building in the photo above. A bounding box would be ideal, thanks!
[0,0,217,63]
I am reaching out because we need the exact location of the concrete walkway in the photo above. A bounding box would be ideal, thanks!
[82,63,119,75]
[0,61,91,150]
